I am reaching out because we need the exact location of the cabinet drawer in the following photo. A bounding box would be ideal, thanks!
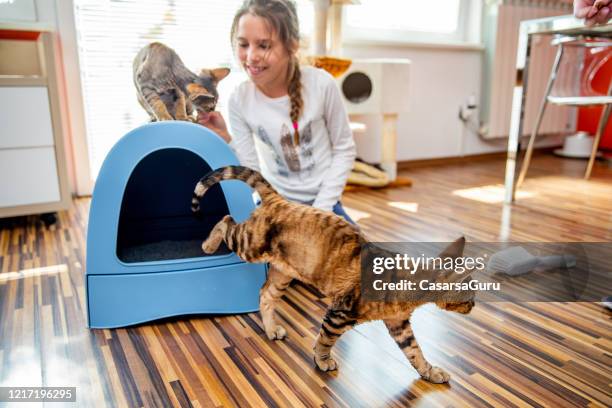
[0,86,54,148]
[0,147,60,208]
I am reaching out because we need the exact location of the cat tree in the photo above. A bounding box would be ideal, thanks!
[308,0,411,184]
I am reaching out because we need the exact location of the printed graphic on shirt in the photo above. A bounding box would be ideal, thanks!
[257,126,289,177]
[300,122,315,174]
[256,122,315,178]
[280,123,301,172]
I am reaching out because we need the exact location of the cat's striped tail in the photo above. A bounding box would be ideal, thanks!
[191,165,278,213]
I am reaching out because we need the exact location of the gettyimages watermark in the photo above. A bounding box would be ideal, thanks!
[360,241,611,302]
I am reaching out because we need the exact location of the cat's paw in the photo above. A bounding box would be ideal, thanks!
[201,239,220,254]
[441,299,475,315]
[265,325,287,341]
[314,355,338,372]
[423,366,450,383]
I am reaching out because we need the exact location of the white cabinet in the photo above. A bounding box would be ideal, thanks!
[0,86,54,148]
[0,147,61,207]
[0,0,37,22]
[0,30,70,219]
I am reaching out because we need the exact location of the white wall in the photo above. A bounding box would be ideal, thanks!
[343,43,511,162]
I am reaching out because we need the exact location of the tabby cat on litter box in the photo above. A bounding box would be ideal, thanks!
[133,42,229,122]
[192,166,475,384]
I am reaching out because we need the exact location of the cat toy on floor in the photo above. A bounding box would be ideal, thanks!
[486,246,576,276]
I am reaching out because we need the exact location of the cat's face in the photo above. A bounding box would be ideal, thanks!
[186,68,230,117]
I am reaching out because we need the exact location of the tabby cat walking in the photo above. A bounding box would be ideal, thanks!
[192,166,475,383]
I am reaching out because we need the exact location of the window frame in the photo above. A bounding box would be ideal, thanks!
[342,0,477,46]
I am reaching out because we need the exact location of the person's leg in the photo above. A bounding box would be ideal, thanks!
[332,202,356,225]
[294,199,357,225]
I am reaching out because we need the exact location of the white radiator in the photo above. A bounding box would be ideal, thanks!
[484,0,574,139]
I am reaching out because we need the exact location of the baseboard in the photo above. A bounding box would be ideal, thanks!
[398,147,558,170]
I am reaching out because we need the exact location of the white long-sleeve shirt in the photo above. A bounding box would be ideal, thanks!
[228,66,356,211]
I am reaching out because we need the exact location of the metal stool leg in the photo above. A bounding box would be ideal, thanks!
[585,100,612,179]
[517,44,564,188]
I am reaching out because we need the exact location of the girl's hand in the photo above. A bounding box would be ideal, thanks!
[197,111,232,143]
[575,0,612,26]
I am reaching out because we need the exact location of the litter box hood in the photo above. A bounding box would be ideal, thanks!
[87,121,255,272]
[86,122,266,328]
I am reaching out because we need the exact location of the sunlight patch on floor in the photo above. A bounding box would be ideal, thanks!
[452,185,536,203]
[388,201,419,213]
[343,206,371,222]
[0,264,67,283]
[0,346,43,387]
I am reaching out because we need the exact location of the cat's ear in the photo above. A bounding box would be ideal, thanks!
[437,236,466,260]
[435,237,474,284]
[203,68,230,83]
[186,83,214,99]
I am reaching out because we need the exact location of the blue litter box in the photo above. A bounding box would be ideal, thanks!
[86,121,266,328]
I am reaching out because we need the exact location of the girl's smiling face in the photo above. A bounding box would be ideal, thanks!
[235,13,293,97]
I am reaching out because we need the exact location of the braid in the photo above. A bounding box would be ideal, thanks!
[288,55,303,145]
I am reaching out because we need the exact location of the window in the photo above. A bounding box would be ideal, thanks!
[343,0,476,45]
[73,0,239,178]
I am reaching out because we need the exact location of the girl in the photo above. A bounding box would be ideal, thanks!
[198,0,356,222]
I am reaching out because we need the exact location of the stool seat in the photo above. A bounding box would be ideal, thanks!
[547,95,612,106]
[517,34,612,186]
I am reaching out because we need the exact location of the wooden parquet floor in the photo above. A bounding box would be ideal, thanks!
[0,154,611,407]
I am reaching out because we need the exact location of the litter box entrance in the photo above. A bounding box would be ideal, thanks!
[117,148,231,263]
